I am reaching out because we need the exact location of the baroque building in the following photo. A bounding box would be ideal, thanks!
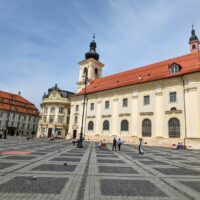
[68,27,200,148]
[37,84,74,138]
[0,90,39,137]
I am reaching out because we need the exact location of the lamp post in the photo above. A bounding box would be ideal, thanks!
[78,68,88,148]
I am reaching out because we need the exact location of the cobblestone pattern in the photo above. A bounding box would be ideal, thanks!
[0,137,200,199]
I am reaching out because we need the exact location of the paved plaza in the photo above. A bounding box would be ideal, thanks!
[0,138,200,200]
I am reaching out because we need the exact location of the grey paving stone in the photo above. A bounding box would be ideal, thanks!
[140,160,169,165]
[96,154,118,158]
[60,153,83,157]
[100,179,167,196]
[99,166,138,174]
[51,157,81,162]
[0,176,68,194]
[3,156,36,160]
[164,157,186,160]
[181,162,200,166]
[0,162,17,169]
[154,167,200,175]
[97,159,125,163]
[180,181,200,193]
[31,164,77,172]
[96,151,113,154]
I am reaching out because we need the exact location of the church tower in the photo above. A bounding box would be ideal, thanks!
[189,25,199,54]
[77,35,104,92]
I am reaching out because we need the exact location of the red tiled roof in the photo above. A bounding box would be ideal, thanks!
[77,52,200,95]
[0,91,39,115]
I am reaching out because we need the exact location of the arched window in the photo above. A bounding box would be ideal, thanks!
[169,63,181,74]
[88,121,94,131]
[74,116,78,123]
[192,44,196,49]
[103,120,109,130]
[121,120,129,131]
[95,68,98,75]
[170,107,177,111]
[169,118,180,138]
[142,119,151,137]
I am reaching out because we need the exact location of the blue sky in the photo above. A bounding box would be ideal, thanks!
[0,0,200,108]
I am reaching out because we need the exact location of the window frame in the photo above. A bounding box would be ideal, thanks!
[169,92,177,103]
[90,103,94,111]
[123,98,128,107]
[103,120,109,131]
[88,121,94,131]
[121,120,129,131]
[105,101,109,109]
[170,63,181,74]
[144,95,150,105]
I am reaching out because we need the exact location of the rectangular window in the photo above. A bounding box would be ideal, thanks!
[44,107,48,113]
[49,116,54,123]
[59,107,64,114]
[27,124,30,129]
[90,103,94,110]
[50,107,55,113]
[29,115,31,122]
[0,112,3,118]
[33,124,35,129]
[43,117,47,123]
[22,123,25,129]
[12,114,15,120]
[58,116,64,124]
[105,101,109,109]
[170,92,177,103]
[144,95,150,105]
[67,108,70,115]
[123,98,128,107]
[75,105,79,112]
[23,115,26,121]
[67,116,70,124]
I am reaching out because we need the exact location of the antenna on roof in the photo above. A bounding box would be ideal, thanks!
[93,33,95,40]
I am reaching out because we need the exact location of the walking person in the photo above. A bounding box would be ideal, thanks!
[112,137,117,151]
[117,138,122,151]
[138,138,144,154]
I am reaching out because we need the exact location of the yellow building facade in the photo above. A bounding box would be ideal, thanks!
[37,84,74,139]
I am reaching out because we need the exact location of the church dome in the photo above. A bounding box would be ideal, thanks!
[85,35,99,60]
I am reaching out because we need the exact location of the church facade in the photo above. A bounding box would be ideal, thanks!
[68,28,200,148]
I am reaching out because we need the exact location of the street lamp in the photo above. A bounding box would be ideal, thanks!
[78,67,88,148]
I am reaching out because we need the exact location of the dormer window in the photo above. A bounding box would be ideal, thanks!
[169,63,181,74]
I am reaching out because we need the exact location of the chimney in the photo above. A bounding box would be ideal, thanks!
[18,91,21,96]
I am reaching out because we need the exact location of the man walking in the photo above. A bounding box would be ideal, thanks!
[112,137,117,151]
[117,138,122,151]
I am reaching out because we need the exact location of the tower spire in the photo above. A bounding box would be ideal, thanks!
[189,24,199,54]
[85,34,99,60]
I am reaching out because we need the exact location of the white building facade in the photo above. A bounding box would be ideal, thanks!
[68,28,200,148]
